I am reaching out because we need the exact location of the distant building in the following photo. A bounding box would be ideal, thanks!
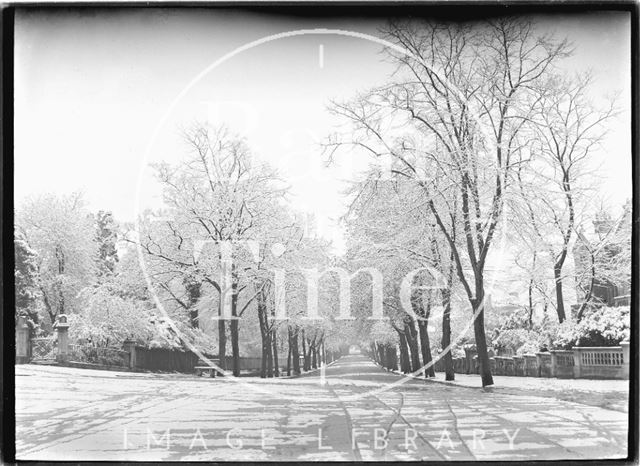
[573,200,631,311]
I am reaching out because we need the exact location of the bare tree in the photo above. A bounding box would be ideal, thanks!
[519,73,617,322]
[132,124,283,375]
[328,18,571,386]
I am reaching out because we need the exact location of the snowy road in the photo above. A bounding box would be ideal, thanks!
[15,355,628,461]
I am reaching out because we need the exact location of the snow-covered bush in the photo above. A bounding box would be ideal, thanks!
[491,307,551,354]
[157,318,216,354]
[492,306,629,353]
[552,306,630,349]
[69,286,154,347]
[69,285,217,355]
[493,328,545,355]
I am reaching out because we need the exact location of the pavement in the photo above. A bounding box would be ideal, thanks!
[15,354,629,461]
[424,371,630,413]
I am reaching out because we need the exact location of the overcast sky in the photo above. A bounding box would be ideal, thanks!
[15,9,631,253]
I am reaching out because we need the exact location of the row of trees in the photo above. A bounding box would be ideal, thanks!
[326,18,627,386]
[15,18,629,387]
[134,125,355,376]
[15,124,353,378]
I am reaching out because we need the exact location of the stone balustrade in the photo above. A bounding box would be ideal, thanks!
[453,343,629,380]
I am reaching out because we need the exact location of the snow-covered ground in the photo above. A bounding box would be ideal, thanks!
[428,373,629,413]
[15,357,628,461]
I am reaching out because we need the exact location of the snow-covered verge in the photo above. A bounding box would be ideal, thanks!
[429,372,630,413]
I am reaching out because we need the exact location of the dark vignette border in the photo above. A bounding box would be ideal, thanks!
[0,2,637,465]
[2,5,16,465]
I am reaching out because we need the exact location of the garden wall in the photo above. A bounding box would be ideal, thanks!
[456,344,630,380]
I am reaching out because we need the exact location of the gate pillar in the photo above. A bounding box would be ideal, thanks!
[16,316,30,364]
[54,314,70,362]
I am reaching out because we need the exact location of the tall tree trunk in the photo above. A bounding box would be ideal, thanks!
[527,279,534,329]
[577,248,597,322]
[413,293,435,377]
[218,296,226,371]
[185,279,201,329]
[292,327,301,374]
[301,329,309,371]
[441,288,454,381]
[258,291,269,378]
[527,251,537,329]
[230,319,240,377]
[555,175,575,323]
[473,288,493,387]
[386,344,398,371]
[311,339,318,369]
[398,331,411,373]
[286,327,293,376]
[553,264,567,323]
[266,332,274,378]
[230,268,240,377]
[40,288,56,329]
[306,333,314,371]
[430,182,495,386]
[272,329,280,377]
[417,320,435,377]
[405,319,421,372]
[261,335,268,379]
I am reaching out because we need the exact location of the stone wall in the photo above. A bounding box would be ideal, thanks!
[447,344,630,380]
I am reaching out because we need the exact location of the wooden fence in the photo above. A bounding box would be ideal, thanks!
[128,345,200,372]
[125,346,289,374]
[216,356,288,373]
